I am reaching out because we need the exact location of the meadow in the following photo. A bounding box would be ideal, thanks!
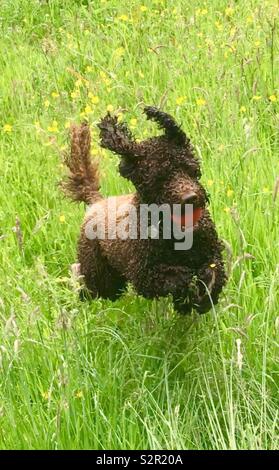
[0,0,278,450]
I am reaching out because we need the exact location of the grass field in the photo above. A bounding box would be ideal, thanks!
[0,0,278,450]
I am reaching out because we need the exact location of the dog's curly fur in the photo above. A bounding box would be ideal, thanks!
[62,107,227,314]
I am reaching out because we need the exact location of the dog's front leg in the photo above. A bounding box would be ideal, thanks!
[133,264,193,300]
[192,258,227,313]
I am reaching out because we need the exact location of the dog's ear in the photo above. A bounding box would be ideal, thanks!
[98,114,142,159]
[144,106,188,146]
[98,113,144,181]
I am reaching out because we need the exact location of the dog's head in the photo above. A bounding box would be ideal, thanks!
[98,107,209,228]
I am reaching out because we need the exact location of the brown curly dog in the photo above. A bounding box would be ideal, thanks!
[61,106,227,314]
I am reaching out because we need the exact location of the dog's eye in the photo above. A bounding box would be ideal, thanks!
[119,158,135,178]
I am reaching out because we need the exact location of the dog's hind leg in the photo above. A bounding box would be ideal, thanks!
[78,237,126,301]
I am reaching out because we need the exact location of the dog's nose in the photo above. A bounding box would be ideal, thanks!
[181,192,198,205]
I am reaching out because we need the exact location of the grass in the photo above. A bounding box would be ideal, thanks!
[0,0,278,450]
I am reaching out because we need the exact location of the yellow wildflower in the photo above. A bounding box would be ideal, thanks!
[107,104,114,112]
[117,14,128,21]
[254,40,260,47]
[252,95,262,101]
[240,106,246,113]
[196,98,206,106]
[86,65,93,73]
[207,179,214,187]
[227,189,234,197]
[130,118,137,127]
[59,215,66,223]
[225,7,234,17]
[117,112,123,122]
[215,21,223,30]
[3,124,12,133]
[176,96,186,106]
[246,16,253,24]
[115,47,125,57]
[84,105,93,115]
[75,390,84,398]
[47,120,59,133]
[44,100,50,108]
[262,187,269,193]
[51,91,59,98]
[269,95,277,103]
[41,390,50,400]
[65,121,71,129]
[140,6,148,12]
[224,207,230,213]
[89,94,99,104]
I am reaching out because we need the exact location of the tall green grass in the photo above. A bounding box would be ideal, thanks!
[0,0,278,449]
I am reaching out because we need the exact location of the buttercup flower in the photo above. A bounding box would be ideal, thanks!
[130,118,137,127]
[225,7,234,17]
[47,120,59,133]
[117,14,129,21]
[41,391,50,400]
[196,98,206,106]
[115,47,125,57]
[176,96,186,106]
[269,95,277,102]
[107,104,114,112]
[3,124,12,133]
[89,94,100,104]
[84,105,93,115]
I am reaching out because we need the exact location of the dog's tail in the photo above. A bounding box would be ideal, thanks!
[61,122,101,205]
